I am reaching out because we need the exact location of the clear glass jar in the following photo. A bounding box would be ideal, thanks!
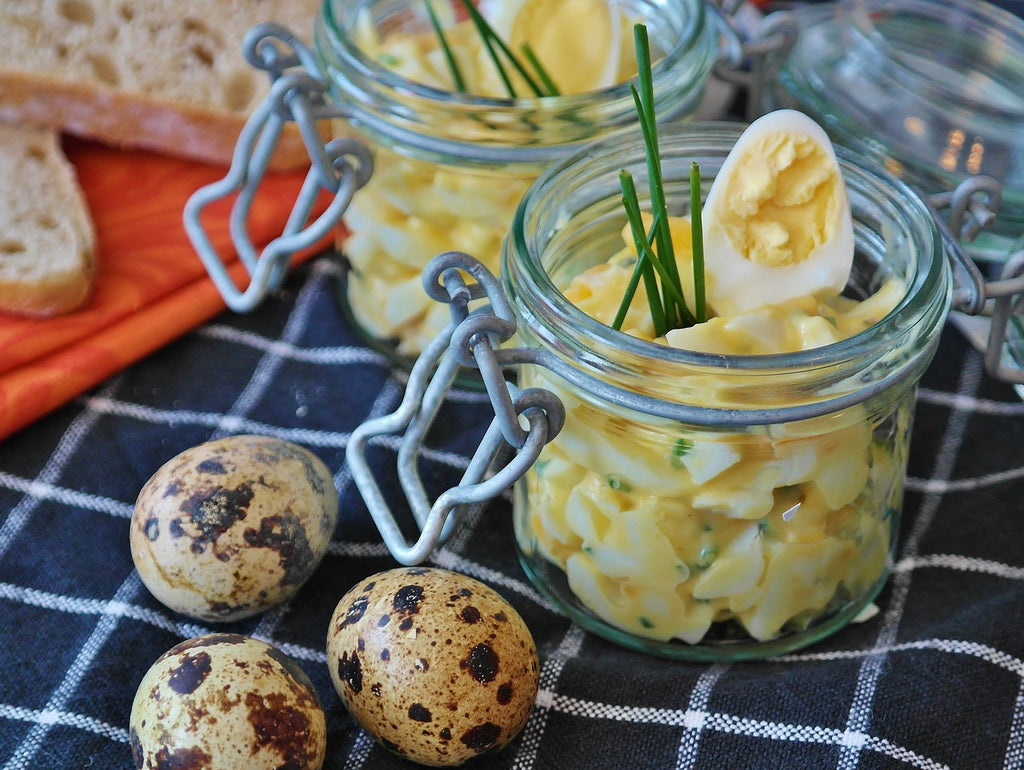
[765,0,1024,258]
[313,0,720,361]
[502,122,952,660]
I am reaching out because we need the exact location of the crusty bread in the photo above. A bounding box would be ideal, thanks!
[0,0,323,169]
[0,123,96,317]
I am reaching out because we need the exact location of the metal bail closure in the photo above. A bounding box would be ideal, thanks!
[932,176,1024,385]
[346,252,565,566]
[711,5,800,121]
[183,23,374,312]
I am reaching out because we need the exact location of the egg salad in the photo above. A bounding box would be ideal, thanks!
[342,0,640,355]
[519,111,910,644]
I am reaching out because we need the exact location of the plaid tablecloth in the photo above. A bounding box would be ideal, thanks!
[0,253,1022,769]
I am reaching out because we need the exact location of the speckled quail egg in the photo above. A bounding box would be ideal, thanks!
[327,567,540,767]
[130,633,326,770]
[130,435,338,622]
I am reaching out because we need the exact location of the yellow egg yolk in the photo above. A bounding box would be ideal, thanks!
[715,130,843,269]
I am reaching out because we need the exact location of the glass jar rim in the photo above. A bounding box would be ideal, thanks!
[503,120,952,418]
[314,0,720,165]
[317,0,711,109]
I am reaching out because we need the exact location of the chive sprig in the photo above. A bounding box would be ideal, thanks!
[426,0,560,98]
[613,24,707,337]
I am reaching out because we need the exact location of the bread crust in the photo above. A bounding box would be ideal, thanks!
[0,0,324,170]
[0,125,96,317]
[0,73,310,170]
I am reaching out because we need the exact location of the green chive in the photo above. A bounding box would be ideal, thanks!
[633,26,691,328]
[613,170,656,332]
[424,0,561,99]
[689,161,707,323]
[424,1,466,92]
[615,23,709,336]
[521,43,561,96]
[458,0,550,97]
[619,171,667,336]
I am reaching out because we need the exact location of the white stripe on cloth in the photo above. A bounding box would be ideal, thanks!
[907,466,1024,494]
[200,324,389,366]
[3,570,143,770]
[78,395,482,472]
[782,638,1024,677]
[1005,681,1024,770]
[511,623,588,770]
[212,259,332,439]
[838,351,985,770]
[895,554,1024,581]
[530,690,949,769]
[0,379,120,561]
[0,703,128,744]
[0,471,133,519]
[81,395,343,445]
[918,388,1024,416]
[676,664,728,769]
[431,549,555,613]
[342,729,378,770]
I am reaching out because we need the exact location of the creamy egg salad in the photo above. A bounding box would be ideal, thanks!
[343,0,640,355]
[520,111,910,644]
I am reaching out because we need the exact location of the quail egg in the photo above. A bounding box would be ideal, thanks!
[130,435,338,622]
[130,633,326,769]
[327,567,539,766]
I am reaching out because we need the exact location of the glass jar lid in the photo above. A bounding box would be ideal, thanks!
[766,0,1024,254]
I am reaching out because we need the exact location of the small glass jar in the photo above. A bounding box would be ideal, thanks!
[764,0,1024,258]
[502,122,951,660]
[313,0,721,361]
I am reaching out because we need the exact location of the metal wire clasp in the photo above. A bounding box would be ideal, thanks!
[709,2,800,121]
[929,176,1024,385]
[183,23,372,312]
[346,253,565,565]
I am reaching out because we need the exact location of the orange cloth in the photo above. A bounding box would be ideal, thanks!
[0,141,334,440]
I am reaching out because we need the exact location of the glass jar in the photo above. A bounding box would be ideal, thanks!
[502,122,951,660]
[313,0,721,362]
[764,0,1024,259]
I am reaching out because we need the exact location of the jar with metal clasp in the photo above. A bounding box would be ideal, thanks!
[346,121,954,659]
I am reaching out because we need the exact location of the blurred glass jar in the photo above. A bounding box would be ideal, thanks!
[764,0,1024,260]
[313,0,722,360]
[502,122,951,659]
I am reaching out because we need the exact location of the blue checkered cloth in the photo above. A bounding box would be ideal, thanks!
[1,252,1023,769]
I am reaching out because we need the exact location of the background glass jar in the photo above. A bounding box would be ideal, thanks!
[502,122,952,660]
[764,0,1024,259]
[313,0,721,362]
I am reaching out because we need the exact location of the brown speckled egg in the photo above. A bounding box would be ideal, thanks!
[130,633,326,770]
[326,567,539,767]
[130,435,338,622]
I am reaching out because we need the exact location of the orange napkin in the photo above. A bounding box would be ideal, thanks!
[0,140,335,441]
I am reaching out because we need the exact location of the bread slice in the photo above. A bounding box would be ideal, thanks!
[0,124,96,317]
[0,0,323,169]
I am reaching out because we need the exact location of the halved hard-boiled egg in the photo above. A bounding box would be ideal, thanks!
[701,109,855,317]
